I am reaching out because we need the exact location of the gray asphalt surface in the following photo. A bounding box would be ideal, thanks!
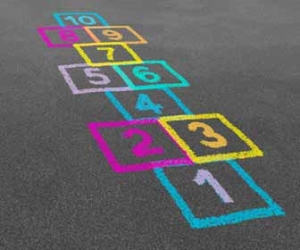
[0,0,300,249]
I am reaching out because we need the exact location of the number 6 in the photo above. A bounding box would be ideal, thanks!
[132,66,161,83]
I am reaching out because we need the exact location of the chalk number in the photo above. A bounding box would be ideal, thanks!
[188,122,228,149]
[194,169,234,203]
[123,128,164,158]
[84,68,111,85]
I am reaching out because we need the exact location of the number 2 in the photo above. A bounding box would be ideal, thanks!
[97,47,115,60]
[188,121,228,149]
[123,128,164,158]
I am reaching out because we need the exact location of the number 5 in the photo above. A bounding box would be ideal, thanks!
[97,47,115,61]
[84,68,111,85]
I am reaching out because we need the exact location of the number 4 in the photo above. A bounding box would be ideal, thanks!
[135,93,163,115]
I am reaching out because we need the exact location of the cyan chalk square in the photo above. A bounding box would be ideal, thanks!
[154,160,285,229]
[113,60,190,91]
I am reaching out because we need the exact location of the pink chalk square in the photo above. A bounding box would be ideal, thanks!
[88,118,193,173]
[37,26,91,48]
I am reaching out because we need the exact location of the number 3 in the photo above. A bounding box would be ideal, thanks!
[123,128,164,158]
[188,122,228,149]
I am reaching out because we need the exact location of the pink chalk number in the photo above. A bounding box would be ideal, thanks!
[59,29,80,43]
[123,128,164,158]
[193,169,234,203]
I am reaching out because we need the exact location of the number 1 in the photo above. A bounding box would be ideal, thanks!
[193,169,234,203]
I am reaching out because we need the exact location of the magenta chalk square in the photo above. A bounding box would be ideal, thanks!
[88,119,193,173]
[37,26,93,48]
[58,63,131,94]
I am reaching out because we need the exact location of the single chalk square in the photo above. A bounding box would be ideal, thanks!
[74,42,143,67]
[113,60,190,90]
[84,25,147,45]
[53,12,109,27]
[159,113,263,164]
[88,119,193,173]
[58,63,132,94]
[154,160,285,229]
[111,90,187,119]
[37,26,94,48]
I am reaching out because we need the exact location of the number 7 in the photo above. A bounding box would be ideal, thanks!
[97,47,115,61]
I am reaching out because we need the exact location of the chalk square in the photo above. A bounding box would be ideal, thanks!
[84,26,147,44]
[88,119,192,173]
[159,113,263,164]
[73,42,143,67]
[58,63,131,94]
[154,160,285,229]
[53,12,109,27]
[37,26,85,48]
[113,60,190,90]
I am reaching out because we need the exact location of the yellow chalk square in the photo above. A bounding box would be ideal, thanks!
[159,113,263,164]
[73,42,143,67]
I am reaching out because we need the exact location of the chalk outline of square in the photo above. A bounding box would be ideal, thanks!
[73,42,143,67]
[58,63,132,95]
[37,26,88,48]
[53,12,109,27]
[159,113,263,164]
[113,60,190,90]
[88,118,193,173]
[83,26,148,45]
[154,160,285,229]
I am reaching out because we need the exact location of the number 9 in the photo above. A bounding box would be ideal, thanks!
[102,29,123,41]
[132,66,161,83]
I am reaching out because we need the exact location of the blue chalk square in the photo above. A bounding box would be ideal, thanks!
[154,160,285,229]
[113,60,190,90]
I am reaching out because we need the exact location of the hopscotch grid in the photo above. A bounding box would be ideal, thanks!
[50,11,285,229]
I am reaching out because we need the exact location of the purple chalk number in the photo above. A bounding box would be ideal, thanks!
[193,169,234,203]
[84,68,111,85]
